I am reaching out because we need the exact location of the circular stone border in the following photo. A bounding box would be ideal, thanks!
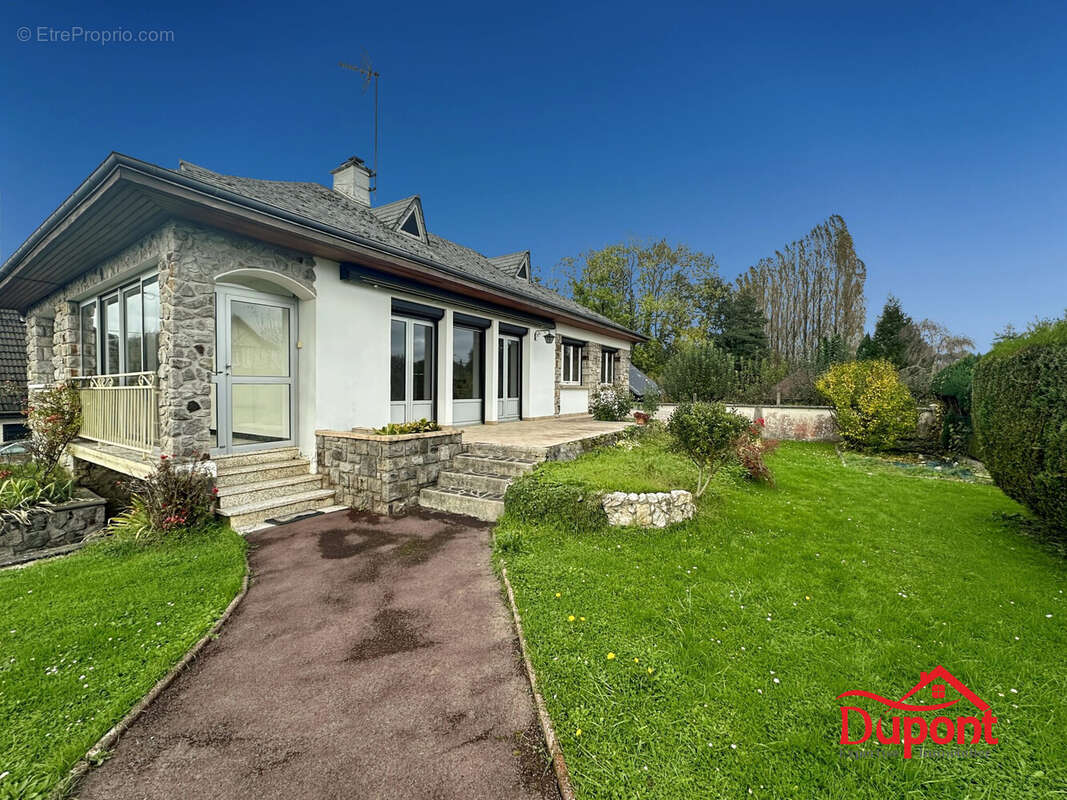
[601,490,696,528]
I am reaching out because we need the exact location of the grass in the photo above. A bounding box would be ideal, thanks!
[0,526,247,799]
[496,437,1067,799]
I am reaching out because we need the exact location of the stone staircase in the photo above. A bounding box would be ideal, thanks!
[215,447,338,532]
[418,442,545,522]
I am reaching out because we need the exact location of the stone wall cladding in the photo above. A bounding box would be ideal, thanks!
[317,428,463,515]
[601,490,695,528]
[0,490,106,565]
[72,459,134,515]
[159,221,316,457]
[553,337,632,415]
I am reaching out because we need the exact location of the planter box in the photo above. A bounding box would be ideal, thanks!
[0,489,107,565]
[316,428,464,515]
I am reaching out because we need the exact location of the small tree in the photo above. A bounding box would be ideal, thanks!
[667,402,749,497]
[660,342,735,401]
[25,382,82,476]
[816,360,917,450]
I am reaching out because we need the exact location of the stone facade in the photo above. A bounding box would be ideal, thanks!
[72,459,134,515]
[0,490,106,565]
[553,337,631,416]
[601,489,695,528]
[317,428,464,515]
[23,220,316,457]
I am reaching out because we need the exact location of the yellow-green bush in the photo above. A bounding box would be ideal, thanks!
[816,360,917,450]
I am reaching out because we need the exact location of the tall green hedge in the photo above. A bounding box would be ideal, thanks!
[972,318,1067,530]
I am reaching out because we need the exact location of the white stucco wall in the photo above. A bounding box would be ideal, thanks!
[526,331,556,418]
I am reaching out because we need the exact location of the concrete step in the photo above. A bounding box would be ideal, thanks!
[437,469,513,495]
[214,458,311,488]
[463,442,548,462]
[453,453,540,478]
[216,473,325,510]
[419,487,505,522]
[215,447,301,472]
[218,488,338,531]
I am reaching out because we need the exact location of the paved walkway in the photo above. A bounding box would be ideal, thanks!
[78,510,558,800]
[462,415,630,448]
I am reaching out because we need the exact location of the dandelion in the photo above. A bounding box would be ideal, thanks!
[607,652,616,660]
[580,617,586,622]
[555,593,561,598]
[575,728,582,737]
[805,595,810,601]
[647,667,654,674]
[634,657,639,663]
[568,615,575,622]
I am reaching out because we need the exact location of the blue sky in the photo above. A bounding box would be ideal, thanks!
[2,1,1065,350]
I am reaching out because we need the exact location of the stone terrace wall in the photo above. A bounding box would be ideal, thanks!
[0,490,106,565]
[317,428,463,515]
[602,490,695,528]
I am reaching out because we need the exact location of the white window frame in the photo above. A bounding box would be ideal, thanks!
[561,343,582,384]
[600,350,615,384]
[78,271,160,377]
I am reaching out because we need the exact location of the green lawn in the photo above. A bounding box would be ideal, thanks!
[0,528,247,800]
[496,438,1067,799]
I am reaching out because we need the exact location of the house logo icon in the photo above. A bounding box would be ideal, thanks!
[837,665,999,758]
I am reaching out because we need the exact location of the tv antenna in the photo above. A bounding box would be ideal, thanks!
[339,54,380,195]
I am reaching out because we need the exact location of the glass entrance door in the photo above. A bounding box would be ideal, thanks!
[390,317,435,423]
[212,286,297,454]
[497,335,521,421]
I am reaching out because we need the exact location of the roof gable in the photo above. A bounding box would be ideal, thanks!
[488,250,531,281]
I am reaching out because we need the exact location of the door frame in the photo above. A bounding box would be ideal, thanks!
[497,333,522,421]
[212,283,299,456]
[389,315,437,424]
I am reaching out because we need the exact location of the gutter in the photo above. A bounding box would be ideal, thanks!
[0,153,645,343]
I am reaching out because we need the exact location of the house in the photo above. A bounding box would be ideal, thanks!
[0,309,29,442]
[0,153,640,523]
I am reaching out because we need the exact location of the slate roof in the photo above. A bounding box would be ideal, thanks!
[487,251,530,279]
[0,309,27,414]
[370,195,418,228]
[175,161,631,335]
[628,363,659,399]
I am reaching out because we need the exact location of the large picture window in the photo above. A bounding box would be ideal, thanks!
[78,273,160,377]
[561,342,582,384]
[453,327,484,400]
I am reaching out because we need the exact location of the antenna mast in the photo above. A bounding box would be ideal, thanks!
[339,55,380,195]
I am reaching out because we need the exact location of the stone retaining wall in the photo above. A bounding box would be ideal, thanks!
[316,428,463,515]
[0,490,106,565]
[601,490,695,528]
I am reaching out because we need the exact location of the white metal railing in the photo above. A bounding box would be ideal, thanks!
[72,372,159,453]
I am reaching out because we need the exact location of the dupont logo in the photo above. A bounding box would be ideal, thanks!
[837,666,998,758]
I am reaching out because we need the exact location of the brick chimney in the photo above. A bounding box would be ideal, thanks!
[330,156,373,206]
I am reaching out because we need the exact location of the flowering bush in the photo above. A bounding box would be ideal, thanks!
[734,418,779,486]
[590,387,633,421]
[25,382,82,476]
[113,454,217,540]
[667,401,749,496]
[815,360,917,451]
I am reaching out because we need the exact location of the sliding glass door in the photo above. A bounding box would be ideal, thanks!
[390,317,435,423]
[452,326,484,425]
[497,335,521,421]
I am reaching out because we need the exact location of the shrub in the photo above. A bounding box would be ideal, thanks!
[590,386,633,421]
[734,418,779,486]
[973,317,1067,530]
[667,401,749,496]
[25,382,82,475]
[815,360,917,451]
[375,419,440,435]
[120,455,217,537]
[503,470,606,533]
[660,343,734,402]
[931,354,979,455]
[639,387,662,418]
[0,462,74,520]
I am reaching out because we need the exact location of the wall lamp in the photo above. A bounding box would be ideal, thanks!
[535,329,556,344]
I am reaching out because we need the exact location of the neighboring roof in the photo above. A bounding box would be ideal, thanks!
[628,363,659,398]
[0,153,643,343]
[0,309,27,414]
[488,251,530,280]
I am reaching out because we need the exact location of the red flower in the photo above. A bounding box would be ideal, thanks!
[756,417,766,426]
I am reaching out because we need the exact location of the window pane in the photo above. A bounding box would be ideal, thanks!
[103,296,120,375]
[453,327,483,400]
[142,277,160,372]
[231,384,290,443]
[562,345,571,381]
[231,301,289,377]
[79,304,97,376]
[413,324,433,402]
[124,286,143,373]
[508,339,520,396]
[391,320,406,402]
